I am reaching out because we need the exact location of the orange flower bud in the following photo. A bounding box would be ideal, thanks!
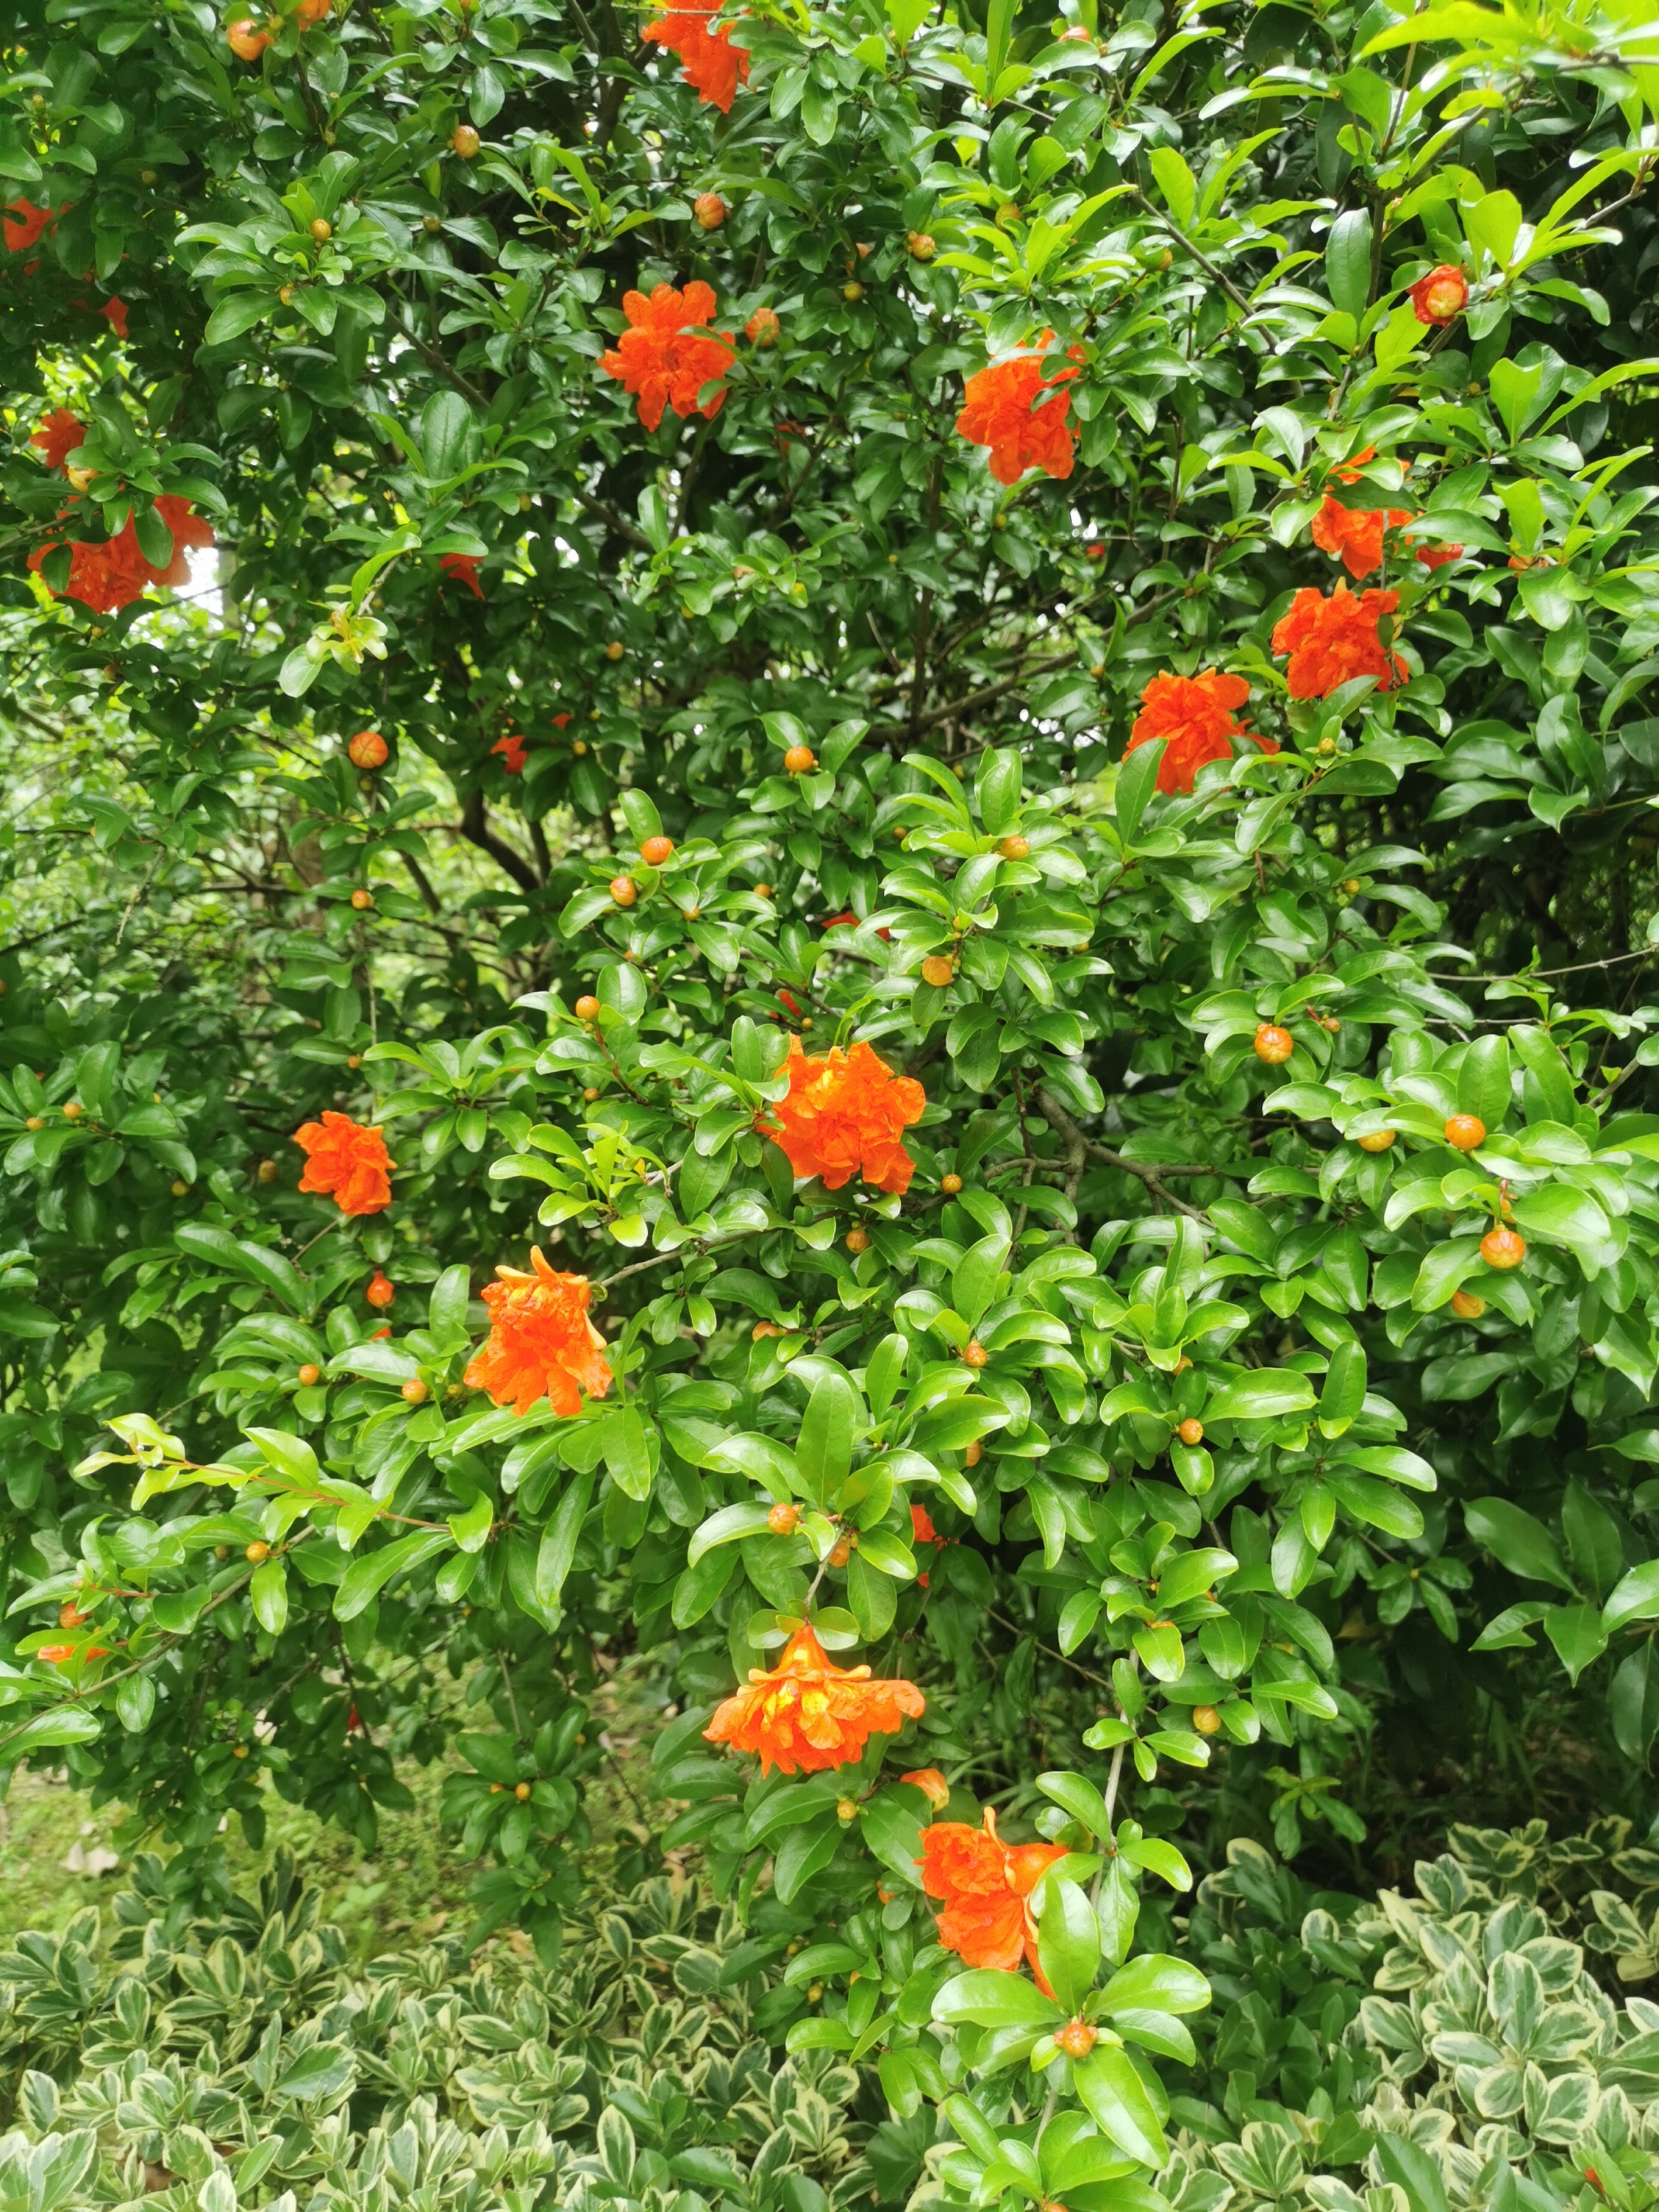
[902,1767,952,1809]
[514,1780,532,1800]
[575,995,600,1019]
[906,232,935,260]
[962,1341,988,1369]
[348,729,388,769]
[1480,1227,1526,1271]
[1449,1289,1485,1319]
[1409,263,1468,324]
[452,124,481,157]
[298,1363,321,1385]
[784,744,817,774]
[350,888,374,911]
[402,1378,429,1405]
[920,955,955,988]
[1253,1024,1294,1064]
[1193,1704,1222,1735]
[246,1540,271,1563]
[1444,1115,1486,1151]
[828,1534,854,1568]
[610,876,637,906]
[746,306,779,347]
[310,217,332,241]
[62,1102,83,1119]
[1055,2019,1098,2058]
[768,1500,800,1534]
[1177,1418,1204,1446]
[842,280,864,302]
[1357,1129,1396,1152]
[366,1269,396,1308]
[845,1225,869,1253]
[966,1438,982,1466]
[640,835,674,866]
[941,1173,963,1194]
[228,18,271,58]
[999,835,1030,859]
[693,190,727,229]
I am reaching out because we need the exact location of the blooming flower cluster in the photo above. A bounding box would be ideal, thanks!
[601,282,735,432]
[1310,446,1460,579]
[1271,585,1408,699]
[918,1807,1067,1979]
[642,0,750,111]
[759,1036,926,1194]
[956,340,1080,485]
[1124,670,1276,793]
[463,1247,614,1416]
[28,494,214,616]
[704,1621,925,1774]
[293,1111,394,1216]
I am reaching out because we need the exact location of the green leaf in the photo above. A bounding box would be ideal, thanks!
[690,1502,779,1563]
[1543,1602,1607,1685]
[797,1372,857,1501]
[1324,209,1373,321]
[447,1490,494,1553]
[535,1472,593,1608]
[1099,1952,1210,2016]
[1203,1371,1316,1421]
[933,1969,1063,2028]
[249,1558,288,1635]
[334,1530,451,1621]
[1463,1497,1575,1593]
[1510,1182,1611,1250]
[1036,1877,1099,2013]
[275,2044,357,2102]
[1605,1560,1659,1633]
[1458,1032,1511,1127]
[1316,1341,1366,1437]
[1073,2045,1168,2166]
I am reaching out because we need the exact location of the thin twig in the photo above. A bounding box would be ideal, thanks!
[1037,1091,1213,1225]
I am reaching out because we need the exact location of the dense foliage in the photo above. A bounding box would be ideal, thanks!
[5,0,1659,2202]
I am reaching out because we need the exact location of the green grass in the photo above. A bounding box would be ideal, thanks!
[0,1656,663,1961]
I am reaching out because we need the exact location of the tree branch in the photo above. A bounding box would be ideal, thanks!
[459,790,541,893]
[1036,1090,1213,1225]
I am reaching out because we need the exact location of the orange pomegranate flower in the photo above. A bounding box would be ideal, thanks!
[98,297,130,340]
[601,282,735,432]
[293,1111,395,1216]
[1410,264,1468,325]
[757,1036,926,1195]
[463,1247,613,1418]
[918,1808,1066,1980]
[1416,541,1462,571]
[1271,585,1408,700]
[704,1621,925,1775]
[29,496,212,616]
[911,1502,938,1546]
[32,412,86,471]
[440,552,484,598]
[3,201,53,254]
[957,343,1079,486]
[491,732,527,773]
[1310,446,1414,581]
[643,0,750,111]
[1125,670,1276,794]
